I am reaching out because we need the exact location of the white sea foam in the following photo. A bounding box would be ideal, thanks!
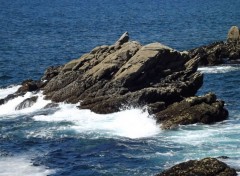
[164,123,240,146]
[198,65,240,73]
[0,91,51,117]
[33,104,161,139]
[0,156,55,176]
[0,85,20,99]
[0,86,160,139]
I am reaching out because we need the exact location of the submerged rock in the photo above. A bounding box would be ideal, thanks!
[15,96,38,110]
[188,26,240,65]
[157,157,237,176]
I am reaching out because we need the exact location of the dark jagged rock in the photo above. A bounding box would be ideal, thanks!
[41,65,63,82]
[43,103,59,109]
[217,156,230,159]
[115,31,129,46]
[188,26,240,65]
[0,80,42,106]
[15,96,38,110]
[157,157,237,176]
[17,79,43,94]
[188,41,240,65]
[0,93,21,106]
[155,93,228,129]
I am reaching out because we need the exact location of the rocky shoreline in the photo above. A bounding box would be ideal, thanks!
[0,27,239,174]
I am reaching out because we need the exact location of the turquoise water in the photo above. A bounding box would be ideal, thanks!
[0,0,240,175]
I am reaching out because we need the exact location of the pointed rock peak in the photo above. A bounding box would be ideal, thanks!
[227,26,240,42]
[115,32,129,45]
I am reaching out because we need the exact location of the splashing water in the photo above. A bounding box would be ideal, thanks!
[0,156,55,176]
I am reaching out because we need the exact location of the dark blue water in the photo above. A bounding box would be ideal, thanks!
[0,0,240,175]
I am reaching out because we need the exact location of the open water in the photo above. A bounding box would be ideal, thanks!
[0,0,240,175]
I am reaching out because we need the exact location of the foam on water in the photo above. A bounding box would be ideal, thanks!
[0,156,55,176]
[0,86,161,139]
[0,85,20,99]
[198,65,240,73]
[33,104,161,139]
[165,123,240,145]
[0,91,51,117]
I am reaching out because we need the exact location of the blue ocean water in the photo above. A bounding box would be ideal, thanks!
[0,0,240,175]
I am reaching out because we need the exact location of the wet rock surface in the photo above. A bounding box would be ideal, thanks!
[15,96,38,110]
[157,157,237,176]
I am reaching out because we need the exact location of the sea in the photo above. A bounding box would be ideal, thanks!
[0,0,240,175]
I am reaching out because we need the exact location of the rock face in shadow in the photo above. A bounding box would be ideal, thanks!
[188,26,240,66]
[155,93,228,129]
[157,157,237,176]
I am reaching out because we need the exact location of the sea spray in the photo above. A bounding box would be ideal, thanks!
[0,90,51,117]
[0,85,20,99]
[198,65,240,73]
[0,156,55,176]
[34,105,161,139]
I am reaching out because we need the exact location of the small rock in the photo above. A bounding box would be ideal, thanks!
[227,26,240,42]
[0,99,4,105]
[155,93,228,129]
[43,103,59,109]
[15,96,38,110]
[115,32,129,45]
[17,80,41,94]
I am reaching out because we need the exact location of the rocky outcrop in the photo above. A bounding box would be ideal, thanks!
[157,157,237,176]
[0,32,229,128]
[155,93,228,129]
[188,26,240,66]
[42,34,204,115]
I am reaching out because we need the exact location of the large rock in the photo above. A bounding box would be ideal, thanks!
[157,157,237,176]
[155,93,228,129]
[188,26,240,65]
[42,33,204,116]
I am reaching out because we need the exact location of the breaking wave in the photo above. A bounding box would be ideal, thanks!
[198,65,240,74]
